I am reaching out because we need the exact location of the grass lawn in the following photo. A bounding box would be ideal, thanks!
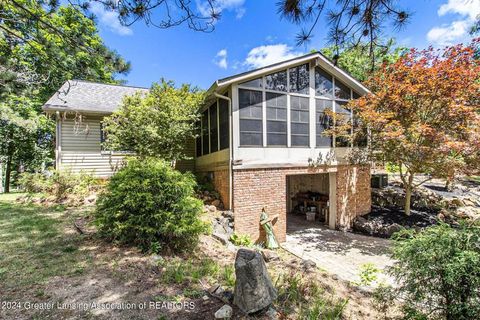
[0,193,90,294]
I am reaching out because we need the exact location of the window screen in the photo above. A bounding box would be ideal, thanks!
[239,89,263,146]
[315,67,333,98]
[209,103,218,153]
[266,92,287,146]
[315,99,333,147]
[334,79,351,100]
[219,99,229,150]
[335,101,352,147]
[265,70,287,92]
[201,109,209,155]
[289,64,310,94]
[290,95,310,146]
[239,77,263,89]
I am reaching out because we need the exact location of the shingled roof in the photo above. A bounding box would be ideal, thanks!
[42,80,149,114]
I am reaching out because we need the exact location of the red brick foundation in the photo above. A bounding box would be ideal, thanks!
[232,165,371,243]
[212,169,230,210]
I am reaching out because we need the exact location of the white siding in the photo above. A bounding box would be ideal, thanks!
[59,116,125,177]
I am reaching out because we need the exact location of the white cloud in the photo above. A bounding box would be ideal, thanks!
[427,0,479,45]
[90,3,133,36]
[427,20,470,45]
[244,44,302,69]
[438,0,480,20]
[214,49,228,69]
[197,0,246,19]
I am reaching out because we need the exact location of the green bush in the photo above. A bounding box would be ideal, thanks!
[95,158,207,253]
[18,172,50,193]
[391,223,480,320]
[18,170,100,200]
[229,233,253,247]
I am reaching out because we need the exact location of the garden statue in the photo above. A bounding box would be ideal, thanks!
[260,208,279,249]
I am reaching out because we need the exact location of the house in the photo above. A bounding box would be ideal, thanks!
[43,52,371,243]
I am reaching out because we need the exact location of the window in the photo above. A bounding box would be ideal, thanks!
[201,109,209,155]
[289,64,310,94]
[265,70,287,92]
[195,120,202,157]
[239,89,263,146]
[315,67,333,98]
[335,101,352,147]
[315,99,333,147]
[266,92,287,146]
[219,99,229,150]
[209,103,218,153]
[334,79,351,100]
[290,96,310,146]
[239,77,262,89]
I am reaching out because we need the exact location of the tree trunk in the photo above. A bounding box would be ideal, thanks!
[4,154,12,193]
[404,174,414,216]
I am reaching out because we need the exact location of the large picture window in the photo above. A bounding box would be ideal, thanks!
[266,92,287,146]
[209,103,218,153]
[290,96,309,146]
[219,99,229,150]
[315,99,333,147]
[239,89,263,146]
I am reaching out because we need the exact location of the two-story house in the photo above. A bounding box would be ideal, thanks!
[43,52,371,243]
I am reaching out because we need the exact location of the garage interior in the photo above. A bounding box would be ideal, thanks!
[287,173,336,232]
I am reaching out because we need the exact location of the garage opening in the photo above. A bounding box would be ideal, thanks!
[286,173,336,233]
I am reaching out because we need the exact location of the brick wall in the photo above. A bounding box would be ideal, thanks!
[232,165,371,243]
[213,169,230,210]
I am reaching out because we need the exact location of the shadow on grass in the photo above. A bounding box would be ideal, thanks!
[0,198,90,294]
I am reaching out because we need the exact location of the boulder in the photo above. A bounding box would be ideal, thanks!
[301,259,317,272]
[353,216,374,235]
[212,199,221,207]
[383,223,403,237]
[214,304,232,319]
[233,249,277,314]
[261,250,279,263]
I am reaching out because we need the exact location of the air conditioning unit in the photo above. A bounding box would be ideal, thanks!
[371,174,388,188]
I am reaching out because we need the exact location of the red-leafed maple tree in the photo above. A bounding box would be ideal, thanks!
[352,39,480,215]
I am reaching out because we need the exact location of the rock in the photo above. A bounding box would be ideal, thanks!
[212,199,221,207]
[233,249,277,314]
[262,250,279,263]
[353,216,374,235]
[215,304,233,319]
[209,205,217,212]
[213,232,229,245]
[383,223,402,237]
[151,255,164,264]
[266,306,279,319]
[449,198,464,208]
[437,212,445,221]
[301,259,317,272]
[222,211,234,219]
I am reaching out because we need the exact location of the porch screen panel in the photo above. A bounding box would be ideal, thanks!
[219,99,229,150]
[290,96,310,146]
[239,89,263,146]
[315,99,333,147]
[209,103,218,153]
[201,109,209,155]
[289,63,310,94]
[335,101,352,147]
[195,120,202,157]
[266,92,287,146]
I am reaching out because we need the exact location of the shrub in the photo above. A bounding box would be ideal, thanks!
[18,170,100,201]
[390,223,480,319]
[95,158,207,253]
[229,233,253,247]
[18,172,50,193]
[275,271,347,319]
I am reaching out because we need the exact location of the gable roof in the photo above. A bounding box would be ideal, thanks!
[42,80,149,114]
[207,51,370,96]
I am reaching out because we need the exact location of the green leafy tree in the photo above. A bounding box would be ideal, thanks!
[1,1,131,192]
[391,223,480,320]
[321,40,407,82]
[0,95,52,192]
[102,80,204,164]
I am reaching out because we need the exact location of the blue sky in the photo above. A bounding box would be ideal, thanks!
[90,0,480,89]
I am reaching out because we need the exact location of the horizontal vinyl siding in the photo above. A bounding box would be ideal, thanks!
[60,117,125,177]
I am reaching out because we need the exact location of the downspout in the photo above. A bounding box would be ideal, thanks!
[214,92,233,211]
[55,111,61,170]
